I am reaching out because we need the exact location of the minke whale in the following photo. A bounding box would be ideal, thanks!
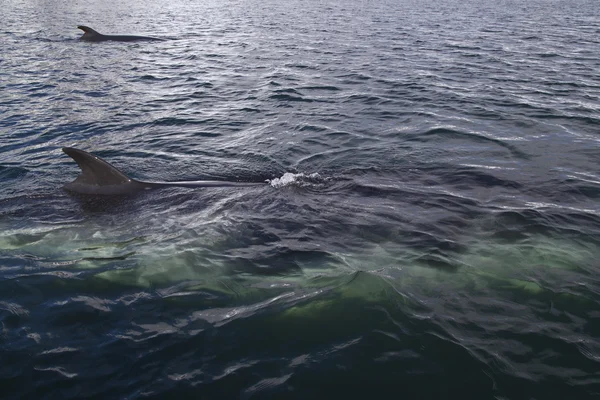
[62,147,265,195]
[77,25,164,42]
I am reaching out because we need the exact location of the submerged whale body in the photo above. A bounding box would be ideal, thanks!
[62,147,265,195]
[77,25,164,42]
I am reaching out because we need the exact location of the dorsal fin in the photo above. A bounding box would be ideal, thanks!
[62,147,132,186]
[77,25,102,41]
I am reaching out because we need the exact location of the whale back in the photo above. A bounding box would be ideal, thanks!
[62,147,265,195]
[77,25,163,42]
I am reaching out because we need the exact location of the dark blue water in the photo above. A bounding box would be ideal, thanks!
[1,0,599,398]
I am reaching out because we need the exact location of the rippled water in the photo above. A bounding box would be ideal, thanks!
[1,0,599,398]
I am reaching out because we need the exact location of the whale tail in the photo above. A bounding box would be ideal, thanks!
[63,147,137,190]
[77,25,102,41]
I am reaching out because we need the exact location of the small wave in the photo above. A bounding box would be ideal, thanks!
[269,93,313,102]
[0,301,29,318]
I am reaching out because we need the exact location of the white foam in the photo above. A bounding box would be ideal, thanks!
[268,172,323,188]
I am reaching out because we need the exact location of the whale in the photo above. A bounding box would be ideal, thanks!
[77,25,164,42]
[62,147,265,195]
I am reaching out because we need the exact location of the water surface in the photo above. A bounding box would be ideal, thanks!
[1,0,599,398]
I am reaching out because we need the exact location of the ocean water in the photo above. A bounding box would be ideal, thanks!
[1,0,599,398]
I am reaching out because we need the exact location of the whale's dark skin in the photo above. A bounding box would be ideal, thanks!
[77,25,164,42]
[62,147,265,195]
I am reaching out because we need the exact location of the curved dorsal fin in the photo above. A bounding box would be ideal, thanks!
[62,147,132,186]
[77,25,102,41]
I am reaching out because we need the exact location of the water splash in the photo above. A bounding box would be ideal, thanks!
[267,172,325,188]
